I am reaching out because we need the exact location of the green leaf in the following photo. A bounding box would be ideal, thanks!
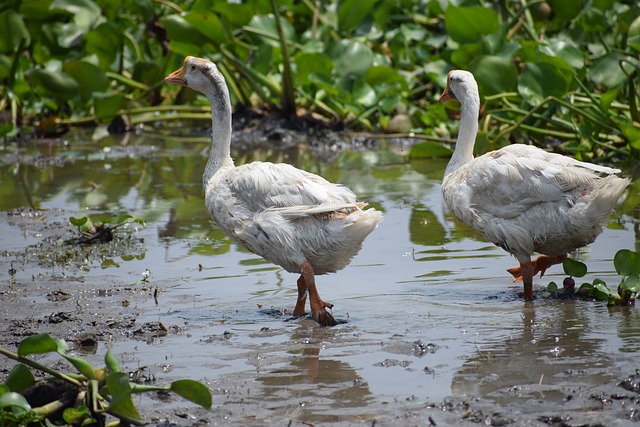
[105,350,122,373]
[563,258,587,278]
[85,22,121,68]
[547,0,584,24]
[70,216,89,228]
[614,249,640,277]
[106,372,140,421]
[18,333,67,356]
[160,14,206,45]
[471,56,518,96]
[0,391,31,413]
[244,14,296,48]
[547,282,558,293]
[593,281,611,301]
[170,379,212,410]
[409,142,453,159]
[63,405,94,424]
[338,0,375,32]
[183,11,226,44]
[328,40,374,77]
[444,5,500,44]
[518,62,570,105]
[63,60,109,99]
[62,354,96,379]
[294,52,333,85]
[590,52,627,88]
[26,69,80,100]
[49,0,102,33]
[5,364,35,393]
[94,93,125,120]
[365,66,407,89]
[0,10,31,53]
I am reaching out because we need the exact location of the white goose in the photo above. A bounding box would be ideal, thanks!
[440,70,628,300]
[165,56,382,325]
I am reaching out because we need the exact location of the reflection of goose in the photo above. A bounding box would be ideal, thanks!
[165,57,382,326]
[440,70,628,300]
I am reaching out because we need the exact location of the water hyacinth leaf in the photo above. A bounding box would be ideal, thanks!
[614,249,640,277]
[547,282,558,293]
[541,41,584,69]
[49,0,103,33]
[409,142,453,159]
[0,10,31,53]
[26,68,80,99]
[85,22,121,67]
[444,5,500,44]
[365,66,407,89]
[328,40,374,77]
[294,52,333,85]
[244,15,296,48]
[183,11,226,44]
[63,60,109,99]
[338,0,375,33]
[590,52,627,88]
[62,354,96,379]
[106,372,140,420]
[518,62,570,105]
[160,14,206,45]
[621,273,640,293]
[170,380,212,409]
[563,258,587,277]
[63,406,94,424]
[471,55,517,95]
[308,72,339,96]
[94,93,125,120]
[547,0,583,24]
[352,80,376,106]
[18,333,68,356]
[593,281,611,301]
[105,350,122,373]
[0,392,31,413]
[5,364,35,394]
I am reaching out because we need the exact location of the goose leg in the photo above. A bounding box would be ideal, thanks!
[507,254,567,282]
[300,260,337,326]
[520,260,534,300]
[292,275,307,317]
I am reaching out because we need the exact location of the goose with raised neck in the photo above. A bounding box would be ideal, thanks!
[439,69,628,300]
[166,56,382,326]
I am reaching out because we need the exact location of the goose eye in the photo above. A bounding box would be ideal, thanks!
[191,65,196,71]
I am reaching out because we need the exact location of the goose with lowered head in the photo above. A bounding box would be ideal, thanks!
[439,69,628,300]
[165,56,382,326]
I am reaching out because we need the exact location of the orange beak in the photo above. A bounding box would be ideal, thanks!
[165,57,191,86]
[439,70,455,103]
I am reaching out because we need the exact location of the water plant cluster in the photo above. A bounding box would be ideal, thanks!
[1,0,638,161]
[0,333,211,426]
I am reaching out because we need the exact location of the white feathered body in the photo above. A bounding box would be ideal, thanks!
[205,161,382,274]
[442,144,628,263]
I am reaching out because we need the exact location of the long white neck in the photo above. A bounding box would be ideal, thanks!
[444,88,479,178]
[202,76,234,189]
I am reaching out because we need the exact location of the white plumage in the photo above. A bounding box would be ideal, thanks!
[440,70,628,300]
[166,56,382,325]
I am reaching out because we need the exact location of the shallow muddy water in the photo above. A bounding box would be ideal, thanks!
[1,130,640,426]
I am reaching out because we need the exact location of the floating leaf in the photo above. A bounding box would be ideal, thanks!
[0,10,31,53]
[0,392,31,413]
[26,68,80,99]
[614,249,640,277]
[170,379,212,410]
[444,5,500,44]
[294,52,333,85]
[62,354,96,379]
[183,11,225,44]
[18,333,67,356]
[328,40,374,77]
[518,62,571,105]
[5,364,35,394]
[106,372,140,421]
[338,0,375,33]
[63,406,95,424]
[105,350,122,373]
[471,55,518,95]
[85,22,121,68]
[563,258,587,278]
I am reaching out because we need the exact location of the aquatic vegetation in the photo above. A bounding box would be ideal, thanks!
[1,1,638,161]
[0,333,211,426]
[546,249,640,305]
[69,214,145,244]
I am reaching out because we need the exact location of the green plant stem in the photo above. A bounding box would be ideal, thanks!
[32,393,77,417]
[270,0,296,116]
[0,347,84,388]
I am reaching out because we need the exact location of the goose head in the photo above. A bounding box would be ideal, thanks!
[439,70,478,105]
[165,56,226,98]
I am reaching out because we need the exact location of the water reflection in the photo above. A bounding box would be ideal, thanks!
[1,132,640,424]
